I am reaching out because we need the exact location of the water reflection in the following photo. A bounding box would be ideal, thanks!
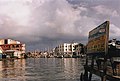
[0,59,26,81]
[0,58,85,81]
[25,58,83,81]
[63,58,81,79]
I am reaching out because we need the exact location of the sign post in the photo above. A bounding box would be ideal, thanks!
[86,21,109,81]
[87,21,109,56]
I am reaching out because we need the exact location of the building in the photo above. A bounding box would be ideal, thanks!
[0,39,25,58]
[53,47,59,57]
[74,43,85,57]
[0,39,21,45]
[0,47,3,53]
[56,43,78,57]
[108,39,120,49]
[108,39,120,57]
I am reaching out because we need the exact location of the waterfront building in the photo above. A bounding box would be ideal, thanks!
[30,50,41,58]
[108,39,120,50]
[0,39,21,45]
[108,39,120,58]
[53,47,59,57]
[74,43,85,57]
[0,47,3,53]
[0,39,25,58]
[56,43,78,57]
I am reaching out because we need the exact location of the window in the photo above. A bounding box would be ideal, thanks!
[4,39,8,44]
[16,45,19,47]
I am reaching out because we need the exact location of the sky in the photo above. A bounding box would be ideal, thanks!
[0,0,120,51]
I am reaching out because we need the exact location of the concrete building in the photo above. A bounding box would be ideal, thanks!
[74,43,85,57]
[0,39,25,58]
[57,43,78,57]
[54,47,59,57]
[0,39,20,45]
[108,39,120,49]
[0,47,3,53]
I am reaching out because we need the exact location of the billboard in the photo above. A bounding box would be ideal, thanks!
[87,21,109,55]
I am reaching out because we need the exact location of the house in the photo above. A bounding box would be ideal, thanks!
[0,39,25,59]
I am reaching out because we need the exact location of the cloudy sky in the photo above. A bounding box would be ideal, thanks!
[0,0,120,51]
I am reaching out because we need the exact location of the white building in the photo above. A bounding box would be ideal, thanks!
[0,39,21,45]
[0,39,25,58]
[57,43,78,57]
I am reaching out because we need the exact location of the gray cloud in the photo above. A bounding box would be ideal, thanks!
[0,0,120,50]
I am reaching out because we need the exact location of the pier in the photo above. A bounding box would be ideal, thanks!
[80,21,120,81]
[81,56,120,81]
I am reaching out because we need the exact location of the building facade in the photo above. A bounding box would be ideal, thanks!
[56,43,78,57]
[74,43,85,57]
[0,39,25,58]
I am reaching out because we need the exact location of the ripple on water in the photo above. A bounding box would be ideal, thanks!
[0,58,102,81]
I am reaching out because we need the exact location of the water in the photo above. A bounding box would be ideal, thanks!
[0,58,100,81]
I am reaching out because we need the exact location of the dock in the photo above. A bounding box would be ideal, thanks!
[80,56,120,81]
[81,21,120,81]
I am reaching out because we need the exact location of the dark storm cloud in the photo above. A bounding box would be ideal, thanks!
[0,0,120,50]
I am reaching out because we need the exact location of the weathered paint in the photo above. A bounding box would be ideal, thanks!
[87,21,109,55]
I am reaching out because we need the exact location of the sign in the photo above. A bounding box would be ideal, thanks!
[0,44,23,51]
[87,21,109,54]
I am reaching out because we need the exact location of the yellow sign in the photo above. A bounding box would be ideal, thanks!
[87,21,109,54]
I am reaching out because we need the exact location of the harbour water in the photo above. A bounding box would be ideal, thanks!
[0,58,101,81]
